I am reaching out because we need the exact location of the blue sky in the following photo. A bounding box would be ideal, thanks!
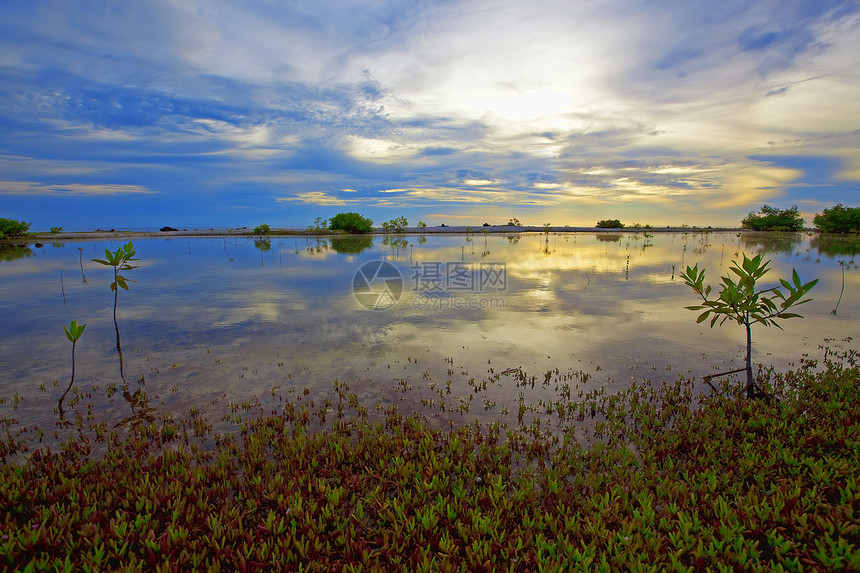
[1,0,858,230]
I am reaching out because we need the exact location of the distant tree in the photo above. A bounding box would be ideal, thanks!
[813,204,860,233]
[596,219,625,229]
[381,216,408,233]
[0,218,30,239]
[307,217,329,233]
[329,212,374,234]
[741,205,804,231]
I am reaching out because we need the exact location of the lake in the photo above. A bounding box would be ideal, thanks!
[1,231,857,439]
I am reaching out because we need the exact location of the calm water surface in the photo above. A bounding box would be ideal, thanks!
[1,231,857,434]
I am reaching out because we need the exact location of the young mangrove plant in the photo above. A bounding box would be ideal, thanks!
[77,247,87,283]
[92,241,137,385]
[681,253,818,398]
[58,320,86,417]
[832,259,847,315]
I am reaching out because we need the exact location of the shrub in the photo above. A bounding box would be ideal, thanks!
[329,212,374,234]
[0,218,30,239]
[50,226,63,233]
[741,205,804,231]
[253,223,270,235]
[681,253,817,398]
[416,221,427,229]
[813,204,860,233]
[307,217,328,233]
[507,218,521,226]
[381,216,408,233]
[596,219,624,229]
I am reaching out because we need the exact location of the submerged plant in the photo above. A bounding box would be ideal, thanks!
[681,253,818,398]
[58,319,86,417]
[92,241,137,385]
[832,259,847,315]
[77,247,87,283]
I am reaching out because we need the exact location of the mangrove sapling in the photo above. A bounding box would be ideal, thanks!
[78,247,87,283]
[681,253,818,398]
[832,260,846,315]
[59,320,86,417]
[92,241,137,386]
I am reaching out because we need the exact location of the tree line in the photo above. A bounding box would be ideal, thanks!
[742,204,859,232]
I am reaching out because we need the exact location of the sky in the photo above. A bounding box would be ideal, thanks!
[1,0,859,231]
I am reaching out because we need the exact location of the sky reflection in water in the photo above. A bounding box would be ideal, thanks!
[0,231,857,432]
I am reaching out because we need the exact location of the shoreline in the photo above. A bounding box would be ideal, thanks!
[10,225,768,243]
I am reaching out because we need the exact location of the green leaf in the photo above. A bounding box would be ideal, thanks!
[63,320,86,343]
[792,269,802,288]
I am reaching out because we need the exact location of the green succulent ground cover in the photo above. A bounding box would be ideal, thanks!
[1,352,859,571]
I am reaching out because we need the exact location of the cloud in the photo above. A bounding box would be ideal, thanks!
[0,181,156,196]
[0,0,858,228]
[276,191,361,206]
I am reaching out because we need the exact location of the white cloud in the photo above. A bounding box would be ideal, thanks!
[276,191,360,206]
[1,0,858,227]
[0,181,156,196]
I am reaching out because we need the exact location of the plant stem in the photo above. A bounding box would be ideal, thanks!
[832,261,845,315]
[58,340,76,417]
[61,270,68,313]
[745,319,754,399]
[79,249,87,283]
[113,266,126,386]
